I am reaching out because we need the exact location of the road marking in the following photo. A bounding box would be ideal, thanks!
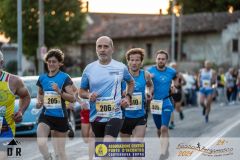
[190,117,240,160]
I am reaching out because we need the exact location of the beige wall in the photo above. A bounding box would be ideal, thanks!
[182,33,222,63]
[69,29,239,70]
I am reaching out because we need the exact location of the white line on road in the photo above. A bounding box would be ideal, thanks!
[191,117,240,160]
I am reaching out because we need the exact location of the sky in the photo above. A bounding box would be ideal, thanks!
[87,0,169,14]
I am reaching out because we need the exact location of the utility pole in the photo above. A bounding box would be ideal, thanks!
[38,0,45,74]
[17,0,23,76]
[238,38,240,68]
[171,0,176,62]
[177,5,182,62]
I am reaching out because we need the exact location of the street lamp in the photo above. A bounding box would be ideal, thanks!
[175,5,182,62]
[228,5,234,14]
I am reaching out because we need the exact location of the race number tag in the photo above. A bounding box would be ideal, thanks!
[202,80,211,88]
[96,99,115,118]
[44,91,62,109]
[126,92,142,111]
[150,100,163,115]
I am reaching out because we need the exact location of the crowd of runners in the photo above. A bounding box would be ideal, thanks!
[0,36,239,160]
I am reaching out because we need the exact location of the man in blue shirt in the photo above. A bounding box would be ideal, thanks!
[148,50,178,160]
[120,48,153,141]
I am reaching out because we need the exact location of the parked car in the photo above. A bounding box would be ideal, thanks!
[15,76,82,136]
[15,76,39,136]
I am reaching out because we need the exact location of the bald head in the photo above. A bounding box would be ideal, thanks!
[96,36,113,48]
[204,60,212,70]
[169,62,177,69]
[96,36,114,65]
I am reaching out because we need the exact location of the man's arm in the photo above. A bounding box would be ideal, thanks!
[36,87,44,108]
[197,70,201,88]
[237,73,240,86]
[60,84,75,103]
[14,77,31,122]
[79,69,98,102]
[173,74,180,88]
[124,79,134,104]
[145,71,154,100]
[79,88,90,99]
[180,73,187,86]
[51,77,76,103]
[79,88,97,102]
[126,79,134,96]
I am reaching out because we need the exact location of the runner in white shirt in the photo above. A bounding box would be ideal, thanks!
[79,36,134,160]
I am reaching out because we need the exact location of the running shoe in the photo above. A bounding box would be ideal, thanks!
[179,111,184,120]
[169,122,175,130]
[205,115,209,123]
[68,123,75,138]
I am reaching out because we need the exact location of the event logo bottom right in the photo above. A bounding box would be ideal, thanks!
[176,138,234,158]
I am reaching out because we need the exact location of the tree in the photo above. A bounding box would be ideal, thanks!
[0,0,86,59]
[168,0,240,14]
[6,60,17,74]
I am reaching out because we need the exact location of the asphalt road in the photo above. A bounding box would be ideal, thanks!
[11,103,240,160]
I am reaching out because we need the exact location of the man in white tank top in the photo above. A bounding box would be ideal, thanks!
[197,60,216,123]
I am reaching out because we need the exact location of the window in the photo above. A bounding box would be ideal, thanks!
[232,39,239,53]
[146,43,152,58]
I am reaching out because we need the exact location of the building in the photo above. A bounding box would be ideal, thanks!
[67,11,240,70]
[1,43,35,75]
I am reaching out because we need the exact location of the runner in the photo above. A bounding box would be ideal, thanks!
[36,49,75,160]
[216,67,226,105]
[79,36,134,160]
[79,101,91,143]
[225,67,235,104]
[0,51,30,159]
[72,84,91,143]
[65,101,75,138]
[197,60,216,123]
[66,85,83,138]
[120,48,153,141]
[148,50,178,160]
[169,62,186,129]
